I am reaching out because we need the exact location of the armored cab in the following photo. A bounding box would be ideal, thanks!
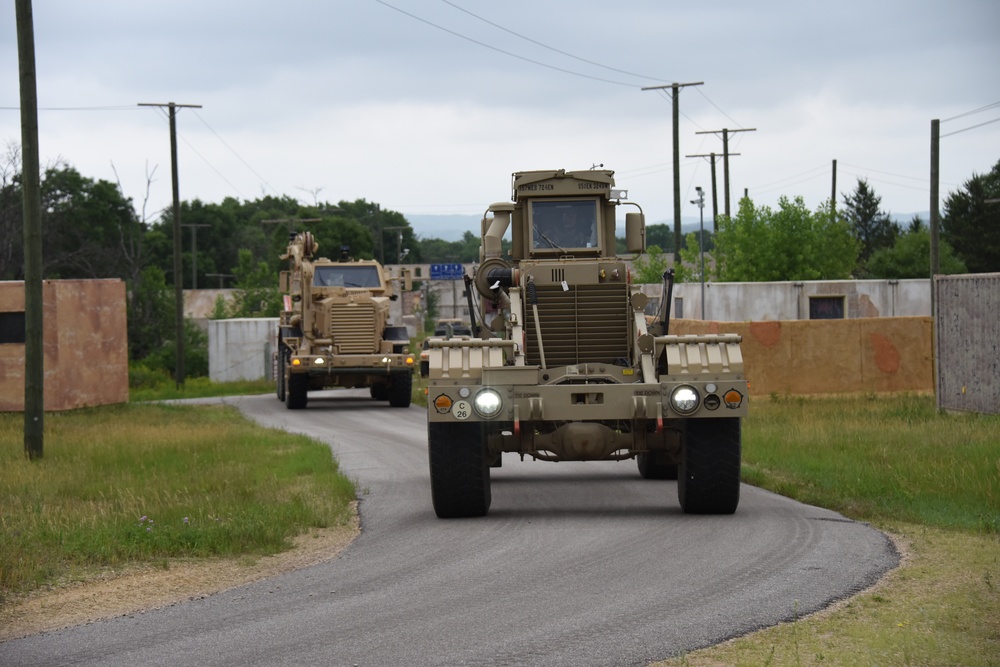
[276,231,415,410]
[426,169,748,518]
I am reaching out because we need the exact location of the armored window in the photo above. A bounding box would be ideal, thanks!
[314,265,382,288]
[529,199,599,252]
[0,311,26,344]
[809,295,845,319]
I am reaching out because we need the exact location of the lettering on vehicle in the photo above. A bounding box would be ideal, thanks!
[518,184,555,192]
[512,392,540,398]
[577,182,606,190]
[633,389,660,396]
[452,400,472,420]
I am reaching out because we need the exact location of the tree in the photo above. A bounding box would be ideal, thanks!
[0,160,145,281]
[631,244,671,283]
[841,178,900,272]
[213,249,282,318]
[712,196,856,282]
[941,159,1000,274]
[867,217,966,279]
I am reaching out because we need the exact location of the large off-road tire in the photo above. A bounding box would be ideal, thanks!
[428,421,491,518]
[276,349,287,402]
[388,371,412,408]
[678,418,741,514]
[637,450,678,480]
[285,371,309,410]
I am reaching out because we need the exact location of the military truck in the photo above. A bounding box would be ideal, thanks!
[276,231,415,410]
[425,169,748,518]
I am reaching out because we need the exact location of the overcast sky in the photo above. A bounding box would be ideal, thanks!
[3,0,999,238]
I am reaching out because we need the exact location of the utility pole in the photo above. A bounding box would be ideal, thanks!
[831,159,838,212]
[686,151,738,233]
[183,223,210,289]
[690,187,706,319]
[642,82,703,263]
[17,0,43,460]
[138,101,201,388]
[929,119,940,315]
[384,226,407,264]
[696,127,756,218]
[206,273,234,288]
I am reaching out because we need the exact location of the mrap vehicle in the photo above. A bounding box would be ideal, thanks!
[425,169,748,518]
[276,231,415,410]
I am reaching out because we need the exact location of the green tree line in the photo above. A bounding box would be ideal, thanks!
[638,161,998,283]
[2,148,997,374]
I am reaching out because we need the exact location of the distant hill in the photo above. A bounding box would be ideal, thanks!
[406,213,708,242]
[404,214,480,242]
[404,211,933,242]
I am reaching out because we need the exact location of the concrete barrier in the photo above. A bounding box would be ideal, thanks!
[208,318,279,383]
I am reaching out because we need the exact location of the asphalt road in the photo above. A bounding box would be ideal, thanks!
[2,390,899,666]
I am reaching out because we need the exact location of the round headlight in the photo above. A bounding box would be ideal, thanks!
[473,388,503,418]
[670,386,700,414]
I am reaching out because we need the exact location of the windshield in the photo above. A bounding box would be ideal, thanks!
[313,265,382,288]
[530,199,598,251]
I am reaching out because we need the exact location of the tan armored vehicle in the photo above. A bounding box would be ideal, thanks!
[276,231,415,409]
[425,169,748,517]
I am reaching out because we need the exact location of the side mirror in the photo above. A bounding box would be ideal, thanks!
[625,212,645,254]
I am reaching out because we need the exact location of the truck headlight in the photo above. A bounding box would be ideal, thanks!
[473,388,503,418]
[670,385,700,414]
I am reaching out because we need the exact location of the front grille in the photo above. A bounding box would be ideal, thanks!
[524,283,629,367]
[329,302,378,354]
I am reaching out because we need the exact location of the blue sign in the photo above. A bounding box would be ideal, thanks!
[430,263,465,280]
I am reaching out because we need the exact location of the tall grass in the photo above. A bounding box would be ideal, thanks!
[743,394,1000,533]
[0,403,355,602]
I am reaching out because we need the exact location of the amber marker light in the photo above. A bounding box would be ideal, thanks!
[406,356,414,365]
[291,359,301,366]
[433,394,453,413]
[724,389,744,408]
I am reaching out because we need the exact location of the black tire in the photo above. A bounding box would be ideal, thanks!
[388,371,412,408]
[370,384,389,401]
[276,349,287,402]
[678,418,741,514]
[637,450,678,480]
[285,371,309,410]
[428,421,491,518]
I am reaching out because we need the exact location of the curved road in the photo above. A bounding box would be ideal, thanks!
[3,391,898,666]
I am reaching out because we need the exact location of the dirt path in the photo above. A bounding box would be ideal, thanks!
[0,513,359,643]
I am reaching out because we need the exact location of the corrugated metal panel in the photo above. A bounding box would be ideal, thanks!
[330,302,378,354]
[524,283,629,367]
[935,273,1000,414]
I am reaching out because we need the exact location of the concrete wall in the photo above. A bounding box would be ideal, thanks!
[0,280,128,411]
[208,318,278,383]
[639,278,930,322]
[935,273,1000,414]
[670,317,933,397]
[391,264,931,326]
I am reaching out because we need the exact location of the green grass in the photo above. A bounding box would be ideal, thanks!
[128,376,275,402]
[656,394,1000,667]
[743,394,999,533]
[0,402,355,604]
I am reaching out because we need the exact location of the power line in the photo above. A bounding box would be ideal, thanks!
[373,0,638,87]
[0,105,139,111]
[439,0,664,83]
[192,110,279,196]
[941,101,1000,123]
[940,116,1000,138]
